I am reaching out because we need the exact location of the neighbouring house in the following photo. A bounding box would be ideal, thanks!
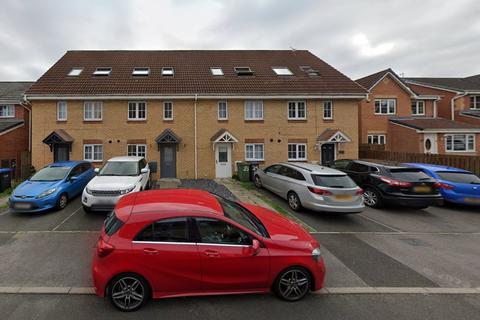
[356,69,480,156]
[25,50,367,179]
[0,82,34,179]
[405,75,480,126]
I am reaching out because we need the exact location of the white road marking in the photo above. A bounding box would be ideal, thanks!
[51,206,83,231]
[357,213,403,233]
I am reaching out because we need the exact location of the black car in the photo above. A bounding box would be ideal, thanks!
[329,160,443,209]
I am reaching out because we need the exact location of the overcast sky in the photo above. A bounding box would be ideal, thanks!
[1,0,479,81]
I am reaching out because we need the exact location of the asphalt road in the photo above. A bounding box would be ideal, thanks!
[0,189,479,319]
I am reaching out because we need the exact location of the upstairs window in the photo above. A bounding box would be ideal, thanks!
[272,67,293,76]
[411,100,425,115]
[0,105,15,118]
[288,101,306,120]
[161,67,174,76]
[93,67,112,76]
[68,68,83,76]
[211,67,224,76]
[234,67,254,76]
[84,101,103,120]
[128,101,147,120]
[244,101,263,120]
[218,101,228,120]
[163,102,173,120]
[132,68,150,76]
[323,101,333,119]
[57,101,68,121]
[470,96,480,109]
[374,99,396,115]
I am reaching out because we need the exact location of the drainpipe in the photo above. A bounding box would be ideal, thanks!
[451,93,467,121]
[433,97,440,118]
[194,94,198,179]
[22,94,32,152]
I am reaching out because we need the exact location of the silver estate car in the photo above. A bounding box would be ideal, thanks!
[254,162,365,213]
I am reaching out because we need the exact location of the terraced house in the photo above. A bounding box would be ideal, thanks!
[26,50,367,179]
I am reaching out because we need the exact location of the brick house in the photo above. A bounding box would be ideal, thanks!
[0,82,34,179]
[25,50,367,179]
[356,69,480,155]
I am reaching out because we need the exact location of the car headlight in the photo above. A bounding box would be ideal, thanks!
[120,186,135,195]
[85,187,93,195]
[36,188,57,199]
[312,247,322,262]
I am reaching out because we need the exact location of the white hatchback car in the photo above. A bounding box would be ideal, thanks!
[82,156,151,212]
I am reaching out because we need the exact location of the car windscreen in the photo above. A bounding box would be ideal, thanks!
[389,168,433,181]
[311,174,357,188]
[104,211,124,236]
[98,161,139,176]
[436,171,480,184]
[30,166,71,181]
[215,196,269,238]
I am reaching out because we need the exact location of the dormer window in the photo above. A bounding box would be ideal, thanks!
[68,68,83,77]
[211,67,224,76]
[272,67,293,76]
[93,67,112,76]
[234,67,254,76]
[162,67,174,76]
[132,68,150,76]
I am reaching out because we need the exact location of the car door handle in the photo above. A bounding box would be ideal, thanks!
[204,249,220,257]
[143,248,159,255]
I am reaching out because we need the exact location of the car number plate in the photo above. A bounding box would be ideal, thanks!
[14,203,31,209]
[334,194,353,201]
[413,186,431,193]
[464,197,480,204]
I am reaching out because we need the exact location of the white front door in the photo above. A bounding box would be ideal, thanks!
[215,143,232,178]
[423,133,438,154]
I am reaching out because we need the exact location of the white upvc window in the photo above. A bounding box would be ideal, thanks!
[245,143,264,161]
[0,105,15,118]
[374,99,396,115]
[288,101,306,120]
[84,101,103,121]
[218,101,228,120]
[128,101,147,120]
[244,101,263,120]
[445,134,475,152]
[84,144,103,162]
[367,134,386,145]
[470,96,480,109]
[323,101,333,119]
[288,143,307,161]
[57,101,68,121]
[411,100,425,115]
[127,144,147,158]
[163,101,173,120]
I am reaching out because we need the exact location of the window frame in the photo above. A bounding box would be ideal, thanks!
[323,101,333,119]
[287,143,307,161]
[470,96,480,109]
[272,67,293,76]
[218,101,228,120]
[83,144,103,162]
[367,134,386,145]
[245,143,264,161]
[161,67,174,77]
[0,105,15,118]
[127,144,147,158]
[411,100,425,115]
[92,67,112,76]
[287,101,306,120]
[210,67,224,76]
[128,101,147,120]
[163,101,174,120]
[67,67,83,77]
[445,134,475,152]
[374,99,396,115]
[83,101,103,121]
[56,101,68,121]
[132,67,150,76]
[244,100,264,120]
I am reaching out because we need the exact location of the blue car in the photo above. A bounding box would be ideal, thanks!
[406,163,480,206]
[9,161,96,212]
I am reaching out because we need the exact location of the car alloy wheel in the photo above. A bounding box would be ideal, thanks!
[109,275,147,312]
[276,268,311,301]
[254,175,262,188]
[288,192,301,211]
[363,189,378,207]
[57,194,68,210]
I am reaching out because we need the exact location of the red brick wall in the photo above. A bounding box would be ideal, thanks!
[387,122,422,153]
[408,83,457,120]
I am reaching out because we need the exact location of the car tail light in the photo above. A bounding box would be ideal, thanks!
[379,176,412,188]
[355,188,364,195]
[308,186,333,196]
[97,237,115,258]
[436,182,455,190]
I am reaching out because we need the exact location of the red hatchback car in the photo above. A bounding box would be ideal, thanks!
[92,189,325,311]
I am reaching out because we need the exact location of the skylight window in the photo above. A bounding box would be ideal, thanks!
[132,67,150,76]
[93,67,112,76]
[234,67,254,76]
[211,67,224,76]
[161,67,174,76]
[300,66,320,77]
[272,67,293,76]
[68,68,83,76]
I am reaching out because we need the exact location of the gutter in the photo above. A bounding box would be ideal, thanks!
[194,93,198,179]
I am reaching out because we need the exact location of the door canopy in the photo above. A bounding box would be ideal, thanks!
[316,129,351,144]
[42,129,74,151]
[210,129,239,144]
[155,129,182,144]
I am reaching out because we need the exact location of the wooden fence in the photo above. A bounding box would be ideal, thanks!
[360,149,480,175]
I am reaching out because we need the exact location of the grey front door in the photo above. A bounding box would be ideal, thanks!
[160,144,176,178]
[54,144,69,162]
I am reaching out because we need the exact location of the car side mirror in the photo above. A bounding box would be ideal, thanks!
[94,168,100,173]
[249,239,261,256]
[141,168,148,174]
[69,176,78,182]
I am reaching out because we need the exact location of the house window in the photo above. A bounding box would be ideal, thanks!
[323,101,333,119]
[218,101,228,120]
[470,96,480,109]
[57,101,68,121]
[367,134,386,145]
[68,68,83,76]
[93,67,111,76]
[84,144,103,162]
[272,67,293,76]
[288,101,306,120]
[245,143,264,161]
[211,67,224,76]
[445,134,475,152]
[374,99,396,115]
[245,101,263,120]
[161,67,174,76]
[234,67,254,76]
[0,105,15,118]
[411,100,425,115]
[132,68,150,76]
[288,144,307,161]
[127,144,147,158]
[163,102,173,120]
[128,101,147,120]
[84,101,103,121]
